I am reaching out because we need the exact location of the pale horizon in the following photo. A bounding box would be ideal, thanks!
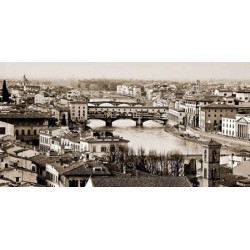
[1,62,250,81]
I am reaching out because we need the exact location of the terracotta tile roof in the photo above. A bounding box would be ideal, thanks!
[29,155,59,168]
[63,163,111,177]
[233,160,250,178]
[200,104,238,109]
[90,176,192,187]
[0,112,50,119]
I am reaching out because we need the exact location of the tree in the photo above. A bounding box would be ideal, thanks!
[2,80,10,103]
[158,153,169,176]
[136,147,147,172]
[106,144,129,172]
[146,150,158,174]
[166,150,184,176]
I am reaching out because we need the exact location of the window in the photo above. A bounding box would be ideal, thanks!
[214,114,216,117]
[204,150,207,162]
[22,129,25,135]
[0,127,6,134]
[34,130,37,135]
[69,180,78,187]
[16,130,19,136]
[101,146,106,152]
[208,114,210,117]
[80,180,86,187]
[27,129,31,135]
[15,177,20,182]
[93,146,96,152]
[204,168,207,179]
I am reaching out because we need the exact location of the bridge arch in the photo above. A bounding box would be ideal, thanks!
[112,119,136,127]
[117,103,130,107]
[88,119,106,127]
[99,103,114,107]
[143,120,165,127]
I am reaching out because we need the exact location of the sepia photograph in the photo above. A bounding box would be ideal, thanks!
[1,62,250,187]
[1,1,250,250]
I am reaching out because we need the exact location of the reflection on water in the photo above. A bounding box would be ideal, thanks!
[88,119,203,154]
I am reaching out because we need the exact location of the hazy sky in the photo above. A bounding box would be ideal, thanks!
[1,62,250,81]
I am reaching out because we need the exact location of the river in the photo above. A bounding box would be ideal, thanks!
[88,119,203,155]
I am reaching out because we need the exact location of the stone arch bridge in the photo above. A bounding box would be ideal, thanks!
[88,98,145,107]
[88,106,168,126]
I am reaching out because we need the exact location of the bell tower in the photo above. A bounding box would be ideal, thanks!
[202,139,222,187]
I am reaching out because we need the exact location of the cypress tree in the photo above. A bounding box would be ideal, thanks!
[2,80,10,103]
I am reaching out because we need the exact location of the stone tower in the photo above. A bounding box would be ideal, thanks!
[202,139,222,187]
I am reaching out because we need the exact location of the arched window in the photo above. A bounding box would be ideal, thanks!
[204,150,207,162]
[27,129,31,135]
[34,130,37,135]
[22,129,25,135]
[15,130,19,136]
[32,166,36,172]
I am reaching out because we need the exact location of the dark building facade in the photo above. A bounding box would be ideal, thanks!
[0,112,51,145]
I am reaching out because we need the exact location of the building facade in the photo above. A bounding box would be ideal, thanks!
[222,117,236,137]
[235,116,250,140]
[0,121,14,139]
[69,99,88,122]
[67,89,80,101]
[0,112,51,144]
[199,104,238,132]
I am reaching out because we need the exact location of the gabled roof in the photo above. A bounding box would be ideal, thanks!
[236,116,250,123]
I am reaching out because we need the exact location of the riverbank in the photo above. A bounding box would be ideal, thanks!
[164,124,206,146]
[164,124,250,155]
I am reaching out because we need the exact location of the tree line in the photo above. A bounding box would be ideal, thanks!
[105,144,184,177]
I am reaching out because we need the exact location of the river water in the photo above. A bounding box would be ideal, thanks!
[88,119,203,155]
